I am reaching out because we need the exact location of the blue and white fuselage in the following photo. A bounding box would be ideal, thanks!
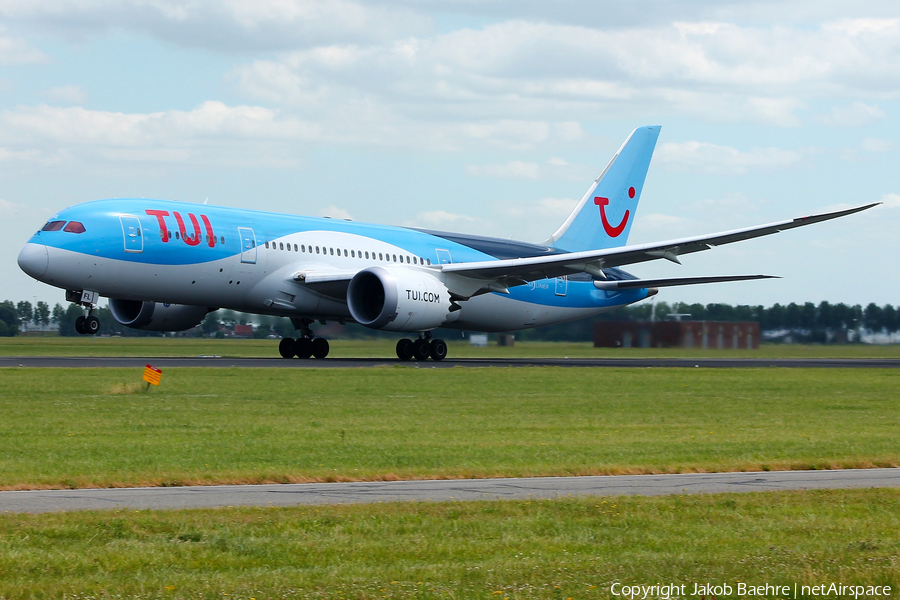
[20,198,650,333]
[17,126,875,360]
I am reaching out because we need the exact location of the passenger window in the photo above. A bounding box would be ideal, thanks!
[220,236,225,244]
[265,241,269,248]
[378,253,383,260]
[279,242,284,250]
[301,245,306,252]
[426,258,431,265]
[330,248,334,255]
[365,251,369,259]
[41,220,66,232]
[413,257,417,264]
[316,246,320,254]
[64,221,86,234]
[351,250,355,258]
[294,244,298,252]
[175,232,180,240]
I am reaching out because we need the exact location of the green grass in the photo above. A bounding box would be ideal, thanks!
[1,367,898,490]
[1,489,898,598]
[3,336,900,358]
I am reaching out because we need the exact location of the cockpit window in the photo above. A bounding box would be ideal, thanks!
[63,221,86,234]
[42,220,65,231]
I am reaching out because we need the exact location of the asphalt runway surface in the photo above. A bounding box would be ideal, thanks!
[2,469,897,513]
[3,356,900,368]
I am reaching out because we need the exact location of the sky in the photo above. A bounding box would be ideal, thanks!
[1,0,898,310]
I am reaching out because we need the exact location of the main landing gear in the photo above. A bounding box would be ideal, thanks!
[279,318,330,359]
[396,333,447,362]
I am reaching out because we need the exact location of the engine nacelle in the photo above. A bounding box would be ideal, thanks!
[347,266,457,331]
[109,299,211,332]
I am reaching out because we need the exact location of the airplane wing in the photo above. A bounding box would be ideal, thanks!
[436,203,877,292]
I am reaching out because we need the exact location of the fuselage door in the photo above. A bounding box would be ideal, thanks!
[436,249,452,264]
[239,227,257,264]
[555,275,568,296]
[120,215,143,253]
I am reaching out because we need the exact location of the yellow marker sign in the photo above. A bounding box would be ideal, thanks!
[142,364,162,386]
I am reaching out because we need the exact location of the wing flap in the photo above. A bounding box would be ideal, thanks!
[593,274,777,291]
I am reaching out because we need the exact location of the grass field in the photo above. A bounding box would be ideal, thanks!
[1,367,898,490]
[3,336,900,359]
[1,489,898,598]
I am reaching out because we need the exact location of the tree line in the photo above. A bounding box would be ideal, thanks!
[1,299,897,341]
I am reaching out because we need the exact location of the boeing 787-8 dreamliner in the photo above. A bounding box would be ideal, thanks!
[17,126,875,360]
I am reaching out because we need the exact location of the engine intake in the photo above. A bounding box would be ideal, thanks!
[347,266,456,331]
[109,299,211,332]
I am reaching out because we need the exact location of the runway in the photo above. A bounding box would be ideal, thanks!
[3,356,900,368]
[1,469,897,513]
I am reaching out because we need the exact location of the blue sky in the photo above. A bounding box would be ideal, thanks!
[2,0,898,309]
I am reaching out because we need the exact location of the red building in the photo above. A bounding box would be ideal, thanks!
[594,321,760,349]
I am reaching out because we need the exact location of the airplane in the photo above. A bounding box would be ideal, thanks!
[17,125,876,361]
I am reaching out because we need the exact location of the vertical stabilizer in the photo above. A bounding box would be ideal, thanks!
[545,125,660,252]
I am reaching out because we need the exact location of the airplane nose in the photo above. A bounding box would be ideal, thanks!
[18,240,49,279]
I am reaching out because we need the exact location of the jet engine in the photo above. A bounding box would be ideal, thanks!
[109,299,211,332]
[347,266,457,331]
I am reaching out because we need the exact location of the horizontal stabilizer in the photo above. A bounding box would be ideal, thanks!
[593,274,778,291]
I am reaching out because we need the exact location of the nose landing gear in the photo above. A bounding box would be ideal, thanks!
[74,314,101,335]
[396,333,447,361]
[67,289,101,335]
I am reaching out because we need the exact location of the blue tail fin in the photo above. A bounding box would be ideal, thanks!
[545,126,660,252]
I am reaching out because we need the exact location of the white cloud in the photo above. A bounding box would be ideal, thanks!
[467,161,540,179]
[317,206,353,220]
[226,16,900,140]
[656,141,806,174]
[818,101,886,127]
[467,157,596,181]
[407,210,476,227]
[0,32,49,64]
[499,197,576,220]
[861,137,895,153]
[0,102,324,170]
[45,85,88,104]
[0,0,429,51]
[880,193,900,208]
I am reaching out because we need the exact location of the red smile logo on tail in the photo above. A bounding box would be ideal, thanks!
[594,186,634,237]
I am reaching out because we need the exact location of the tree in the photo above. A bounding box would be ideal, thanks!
[864,303,883,331]
[58,304,85,337]
[0,301,19,336]
[201,312,220,336]
[34,301,50,328]
[883,305,898,333]
[52,303,65,325]
[16,300,33,329]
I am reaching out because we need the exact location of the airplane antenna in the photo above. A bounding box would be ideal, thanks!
[203,197,209,205]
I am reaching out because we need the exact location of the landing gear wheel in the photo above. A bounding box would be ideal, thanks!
[279,337,296,358]
[412,339,431,361]
[75,316,86,335]
[84,315,100,335]
[311,337,330,359]
[396,338,414,361]
[294,337,313,359]
[429,338,448,361]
